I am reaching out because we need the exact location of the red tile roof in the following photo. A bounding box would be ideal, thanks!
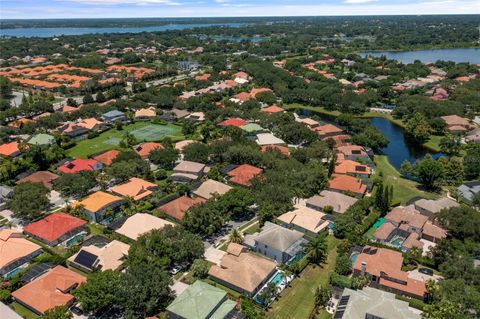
[218,118,248,127]
[328,174,367,195]
[23,213,87,243]
[0,141,21,157]
[16,171,59,189]
[157,195,206,221]
[228,164,263,187]
[133,142,163,158]
[93,149,120,166]
[58,159,100,174]
[261,105,285,114]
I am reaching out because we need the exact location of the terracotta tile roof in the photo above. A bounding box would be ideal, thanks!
[335,160,371,175]
[23,213,87,243]
[232,71,248,79]
[261,145,290,156]
[175,140,195,152]
[75,191,123,213]
[78,118,103,130]
[385,206,428,229]
[12,265,86,314]
[58,159,100,174]
[218,118,248,127]
[325,134,352,147]
[440,115,471,127]
[422,221,447,240]
[110,177,157,201]
[328,174,366,195]
[233,92,251,102]
[0,229,41,270]
[227,164,263,187]
[250,87,272,98]
[16,171,59,189]
[261,105,285,114]
[157,195,206,221]
[337,145,368,157]
[374,222,396,241]
[277,205,328,234]
[315,124,343,136]
[133,142,163,158]
[93,149,120,166]
[0,141,21,157]
[195,73,211,81]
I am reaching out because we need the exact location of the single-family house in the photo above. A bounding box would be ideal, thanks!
[157,196,206,221]
[226,164,263,187]
[16,171,59,189]
[171,161,206,183]
[277,205,329,237]
[101,110,128,124]
[334,160,371,178]
[11,265,86,315]
[466,128,480,144]
[134,107,156,120]
[315,124,344,138]
[336,145,370,162]
[255,133,285,146]
[217,118,248,128]
[57,159,103,174]
[193,179,232,200]
[175,140,196,153]
[306,190,358,216]
[75,191,125,223]
[328,174,367,197]
[110,177,158,201]
[413,197,459,220]
[0,185,14,210]
[261,105,285,114]
[245,221,306,263]
[440,115,473,134]
[352,246,426,300]
[208,243,277,297]
[68,240,129,272]
[457,181,480,202]
[56,121,90,139]
[0,141,22,158]
[23,213,87,247]
[261,145,290,156]
[0,230,42,277]
[116,213,175,240]
[133,142,163,158]
[166,281,237,319]
[93,149,121,166]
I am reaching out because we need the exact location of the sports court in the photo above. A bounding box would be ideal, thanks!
[130,124,182,141]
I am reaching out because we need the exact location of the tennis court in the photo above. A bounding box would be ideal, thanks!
[130,124,182,141]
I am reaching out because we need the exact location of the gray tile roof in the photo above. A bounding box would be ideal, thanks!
[253,221,304,253]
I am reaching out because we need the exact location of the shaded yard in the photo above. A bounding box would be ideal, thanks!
[267,236,339,319]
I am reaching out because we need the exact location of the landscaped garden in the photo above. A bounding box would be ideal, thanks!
[67,122,183,158]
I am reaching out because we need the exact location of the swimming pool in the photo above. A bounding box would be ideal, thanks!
[64,232,86,247]
[373,217,385,229]
[4,266,24,279]
[350,252,359,266]
[389,235,405,248]
[270,271,284,286]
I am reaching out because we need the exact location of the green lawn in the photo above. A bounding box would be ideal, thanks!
[267,236,339,319]
[375,155,438,205]
[10,302,39,319]
[283,103,341,117]
[67,122,183,158]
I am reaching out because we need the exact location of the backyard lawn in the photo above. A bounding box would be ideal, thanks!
[375,155,438,205]
[67,122,183,158]
[10,302,39,319]
[267,236,339,319]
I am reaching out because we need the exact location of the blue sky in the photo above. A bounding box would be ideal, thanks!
[1,0,479,19]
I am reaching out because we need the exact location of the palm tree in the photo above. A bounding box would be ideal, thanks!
[229,228,243,244]
[306,236,328,265]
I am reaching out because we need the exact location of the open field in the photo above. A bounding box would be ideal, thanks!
[375,155,439,205]
[267,236,339,319]
[67,122,183,158]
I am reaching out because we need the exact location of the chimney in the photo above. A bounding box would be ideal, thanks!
[361,261,367,275]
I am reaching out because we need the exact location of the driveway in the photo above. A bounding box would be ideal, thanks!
[204,246,226,266]
[408,269,443,282]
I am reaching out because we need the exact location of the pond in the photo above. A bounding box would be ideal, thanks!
[369,117,444,170]
[360,48,480,64]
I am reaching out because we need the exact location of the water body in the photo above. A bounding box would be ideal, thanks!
[0,23,249,38]
[369,117,443,170]
[360,48,480,64]
[198,35,270,43]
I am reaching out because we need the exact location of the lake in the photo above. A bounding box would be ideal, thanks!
[369,117,443,170]
[0,23,249,38]
[360,48,480,64]
[198,35,270,43]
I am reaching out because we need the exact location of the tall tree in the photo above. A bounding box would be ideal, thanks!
[8,182,49,220]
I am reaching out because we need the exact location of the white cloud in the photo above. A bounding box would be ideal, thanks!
[344,0,377,3]
[62,0,182,5]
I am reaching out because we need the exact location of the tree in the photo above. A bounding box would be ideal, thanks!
[107,157,151,182]
[416,155,445,190]
[119,261,171,318]
[182,142,209,163]
[190,259,210,279]
[374,181,391,214]
[74,270,120,313]
[95,91,106,103]
[405,112,432,143]
[8,182,49,220]
[229,228,243,244]
[83,93,94,104]
[53,171,96,198]
[439,135,462,156]
[66,98,78,107]
[306,235,328,264]
[43,306,72,319]
[314,285,331,308]
[0,76,13,98]
[335,253,352,275]
[400,160,414,176]
[463,144,480,179]
[352,126,388,151]
[182,121,196,136]
[148,147,178,169]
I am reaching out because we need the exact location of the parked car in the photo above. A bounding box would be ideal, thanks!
[419,268,433,276]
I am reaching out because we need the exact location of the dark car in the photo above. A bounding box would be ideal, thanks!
[419,268,434,276]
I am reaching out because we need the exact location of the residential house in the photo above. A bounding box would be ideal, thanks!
[440,115,473,134]
[334,160,371,178]
[116,213,175,240]
[175,140,195,153]
[23,212,87,246]
[0,141,22,158]
[0,186,14,210]
[110,177,158,201]
[240,123,265,135]
[334,287,421,319]
[77,118,106,132]
[255,133,285,146]
[261,145,290,156]
[226,164,263,187]
[0,230,42,277]
[58,158,103,174]
[75,191,125,223]
[166,281,237,319]
[101,110,128,124]
[277,205,329,237]
[169,108,191,120]
[327,134,352,148]
[208,243,277,297]
[315,124,344,138]
[245,221,306,263]
[11,265,86,315]
[186,111,205,122]
[193,179,232,200]
[134,107,157,120]
[261,105,285,114]
[352,246,427,300]
[413,197,459,220]
[336,145,370,162]
[93,149,121,166]
[133,142,163,158]
[466,127,480,144]
[171,161,206,183]
[217,118,248,128]
[296,117,320,130]
[27,133,55,146]
[457,181,480,202]
[56,121,90,139]
[328,174,367,197]
[157,196,206,221]
[68,240,129,272]
[16,171,59,189]
[306,190,358,216]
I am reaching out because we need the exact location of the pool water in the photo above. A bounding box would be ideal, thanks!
[373,217,385,229]
[270,272,284,286]
[65,233,86,247]
[389,236,405,248]
[350,252,359,266]
[4,267,24,279]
